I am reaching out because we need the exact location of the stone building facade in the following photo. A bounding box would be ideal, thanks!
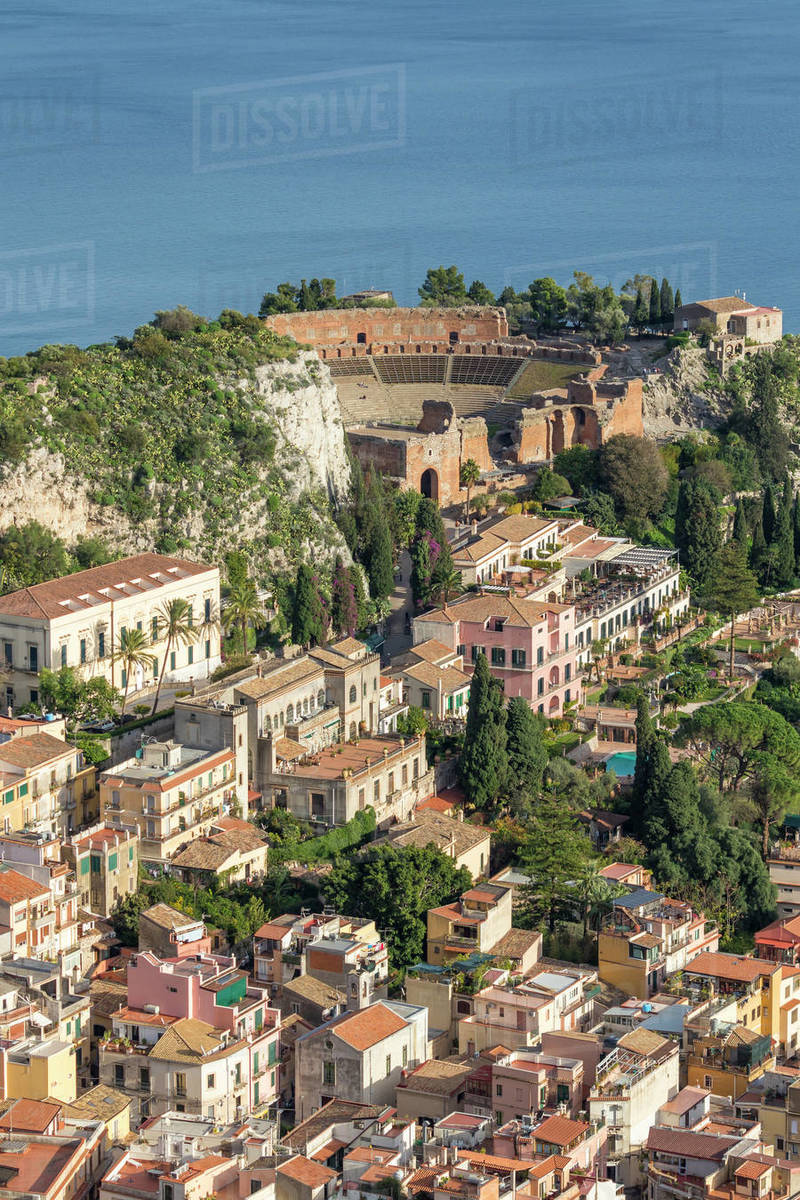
[348,400,491,506]
[512,374,643,462]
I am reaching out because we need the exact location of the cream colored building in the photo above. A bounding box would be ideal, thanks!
[100,739,243,868]
[0,553,221,711]
[0,732,95,839]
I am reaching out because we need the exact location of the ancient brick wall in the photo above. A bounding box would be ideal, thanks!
[346,401,490,507]
[265,306,508,351]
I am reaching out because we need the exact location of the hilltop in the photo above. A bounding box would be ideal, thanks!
[0,309,352,579]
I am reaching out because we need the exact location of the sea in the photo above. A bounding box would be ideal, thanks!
[2,0,799,356]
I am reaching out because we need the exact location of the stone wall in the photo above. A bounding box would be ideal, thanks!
[512,376,643,463]
[347,401,491,507]
[265,306,509,352]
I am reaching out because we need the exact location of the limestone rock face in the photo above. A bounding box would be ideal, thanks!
[0,350,352,569]
[253,352,351,505]
[642,345,729,438]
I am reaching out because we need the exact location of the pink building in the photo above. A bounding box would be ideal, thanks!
[490,1048,584,1124]
[413,595,581,716]
[126,950,280,1043]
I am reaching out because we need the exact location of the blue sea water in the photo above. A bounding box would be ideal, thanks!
[2,0,799,355]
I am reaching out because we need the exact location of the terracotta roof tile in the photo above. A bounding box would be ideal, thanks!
[278,1155,338,1188]
[533,1114,589,1147]
[0,869,50,904]
[0,732,74,769]
[646,1128,739,1159]
[0,553,213,619]
[328,1002,407,1051]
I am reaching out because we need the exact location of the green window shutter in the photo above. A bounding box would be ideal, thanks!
[80,858,90,876]
[3,791,13,805]
[253,1051,259,1074]
[128,846,134,862]
[18,783,27,798]
[91,854,101,873]
[108,852,118,872]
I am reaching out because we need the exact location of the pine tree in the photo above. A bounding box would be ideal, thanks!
[732,498,748,547]
[660,278,674,325]
[649,278,661,326]
[505,698,547,797]
[674,475,722,595]
[459,653,507,808]
[763,485,777,546]
[710,543,761,676]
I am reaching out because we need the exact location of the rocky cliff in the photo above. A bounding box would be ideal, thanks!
[0,320,352,577]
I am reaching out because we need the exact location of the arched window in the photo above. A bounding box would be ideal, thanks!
[349,722,357,740]
[318,689,325,708]
[287,704,294,722]
[303,698,309,714]
[349,685,357,703]
[264,714,272,731]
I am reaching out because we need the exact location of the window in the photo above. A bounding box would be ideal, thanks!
[140,1067,150,1091]
[421,690,431,709]
[374,780,380,803]
[349,685,357,703]
[2,644,10,667]
[704,1074,713,1088]
[205,597,212,622]
[175,1072,187,1097]
[457,644,466,657]
[491,647,506,666]
[121,668,127,689]
[402,1044,408,1067]
[537,646,543,665]
[170,651,176,671]
[115,1064,124,1086]
[187,607,194,629]
[152,616,159,641]
[207,1073,215,1089]
[187,645,193,665]
[61,644,67,668]
[511,648,526,667]
[323,1060,336,1086]
[136,620,142,632]
[358,787,365,810]
[537,678,544,696]
[471,645,485,664]
[496,1083,503,1096]
[385,1054,392,1075]
[97,632,105,659]
[402,765,408,785]
[205,639,210,659]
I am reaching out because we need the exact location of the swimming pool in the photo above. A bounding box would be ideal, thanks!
[604,751,637,778]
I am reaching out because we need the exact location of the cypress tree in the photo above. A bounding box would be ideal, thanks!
[732,498,748,547]
[793,494,800,572]
[774,487,796,589]
[649,278,661,326]
[632,691,655,818]
[749,516,768,580]
[459,653,508,808]
[674,288,683,311]
[633,285,648,328]
[660,278,674,324]
[291,563,326,647]
[365,522,394,601]
[763,486,777,546]
[674,475,722,595]
[506,698,547,797]
[331,558,358,636]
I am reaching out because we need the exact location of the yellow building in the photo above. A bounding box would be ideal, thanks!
[682,952,800,1052]
[1,1035,77,1103]
[62,1084,132,1147]
[685,1021,774,1100]
[0,733,95,840]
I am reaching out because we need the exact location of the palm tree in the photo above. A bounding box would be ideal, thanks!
[460,458,481,523]
[222,578,268,656]
[438,567,463,611]
[112,628,155,714]
[150,597,196,715]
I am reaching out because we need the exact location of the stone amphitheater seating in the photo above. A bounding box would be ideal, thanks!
[328,353,528,427]
[373,355,448,384]
[450,355,524,387]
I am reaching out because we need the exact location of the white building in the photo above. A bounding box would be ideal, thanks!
[0,553,221,711]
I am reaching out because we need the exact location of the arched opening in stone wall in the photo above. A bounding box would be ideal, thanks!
[420,468,439,501]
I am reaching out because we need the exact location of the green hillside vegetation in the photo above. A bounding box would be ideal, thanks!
[0,307,341,570]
